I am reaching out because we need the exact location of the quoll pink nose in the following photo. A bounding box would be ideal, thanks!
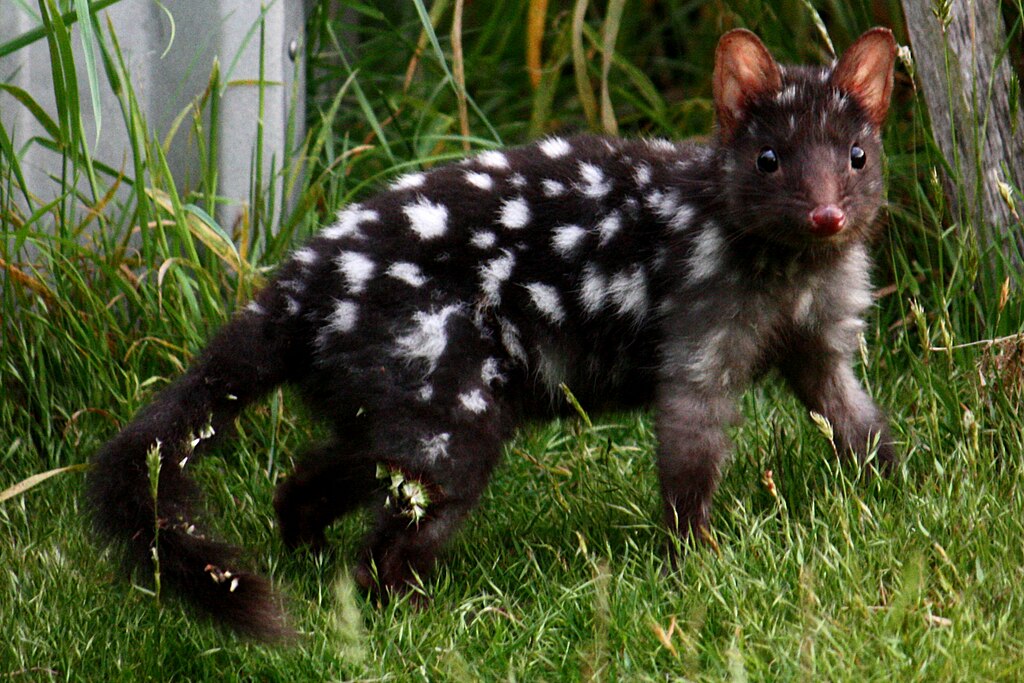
[810,205,847,236]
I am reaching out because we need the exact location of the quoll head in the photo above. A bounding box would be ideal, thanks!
[712,27,897,250]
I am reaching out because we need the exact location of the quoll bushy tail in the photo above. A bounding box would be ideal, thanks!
[87,309,298,640]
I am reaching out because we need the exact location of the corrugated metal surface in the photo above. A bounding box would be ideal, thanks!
[0,0,306,227]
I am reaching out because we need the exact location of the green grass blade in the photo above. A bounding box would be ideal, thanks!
[218,0,280,95]
[409,0,502,144]
[73,0,103,144]
[0,83,63,142]
[572,0,598,130]
[37,0,101,203]
[0,0,123,58]
[0,118,32,207]
[599,0,625,135]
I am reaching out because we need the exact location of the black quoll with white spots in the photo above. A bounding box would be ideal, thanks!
[88,28,899,639]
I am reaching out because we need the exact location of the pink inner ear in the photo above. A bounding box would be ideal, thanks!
[719,74,746,120]
[714,30,782,140]
[831,29,896,126]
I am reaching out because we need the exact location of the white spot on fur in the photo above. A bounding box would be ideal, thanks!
[479,251,515,307]
[578,162,612,198]
[836,244,873,313]
[634,163,652,187]
[459,389,488,414]
[324,299,359,335]
[579,264,607,315]
[688,222,725,283]
[404,197,448,240]
[293,247,318,265]
[540,137,571,158]
[608,266,648,320]
[387,262,428,288]
[500,197,531,229]
[776,84,798,105]
[391,172,426,190]
[669,204,696,232]
[646,138,676,152]
[336,251,376,294]
[510,172,527,188]
[322,205,378,240]
[471,231,498,249]
[476,150,509,169]
[418,384,434,402]
[499,317,527,364]
[552,224,587,257]
[465,171,494,191]
[481,357,506,386]
[420,432,451,463]
[285,297,301,315]
[684,328,730,390]
[395,304,463,371]
[597,212,621,245]
[542,179,566,197]
[794,289,814,324]
[245,301,265,315]
[401,197,446,240]
[525,282,566,324]
[646,189,680,221]
[278,279,305,294]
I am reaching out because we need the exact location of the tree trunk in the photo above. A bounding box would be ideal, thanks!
[900,0,1024,264]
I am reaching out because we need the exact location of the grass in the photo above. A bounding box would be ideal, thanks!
[3,0,1024,680]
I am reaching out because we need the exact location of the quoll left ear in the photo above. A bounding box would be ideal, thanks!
[830,27,898,128]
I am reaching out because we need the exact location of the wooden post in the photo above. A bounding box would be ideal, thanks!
[900,0,1024,263]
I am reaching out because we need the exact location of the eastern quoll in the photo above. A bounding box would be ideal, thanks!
[88,27,898,639]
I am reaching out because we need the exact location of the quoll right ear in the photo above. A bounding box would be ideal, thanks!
[713,29,783,143]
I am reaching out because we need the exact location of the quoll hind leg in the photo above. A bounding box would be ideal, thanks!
[274,439,379,551]
[352,410,508,602]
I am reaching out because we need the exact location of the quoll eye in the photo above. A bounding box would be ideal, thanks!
[756,147,779,173]
[850,144,866,170]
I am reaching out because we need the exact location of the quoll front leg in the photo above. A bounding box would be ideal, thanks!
[779,338,896,471]
[655,385,737,546]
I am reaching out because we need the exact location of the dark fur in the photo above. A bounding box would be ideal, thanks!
[88,28,898,639]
